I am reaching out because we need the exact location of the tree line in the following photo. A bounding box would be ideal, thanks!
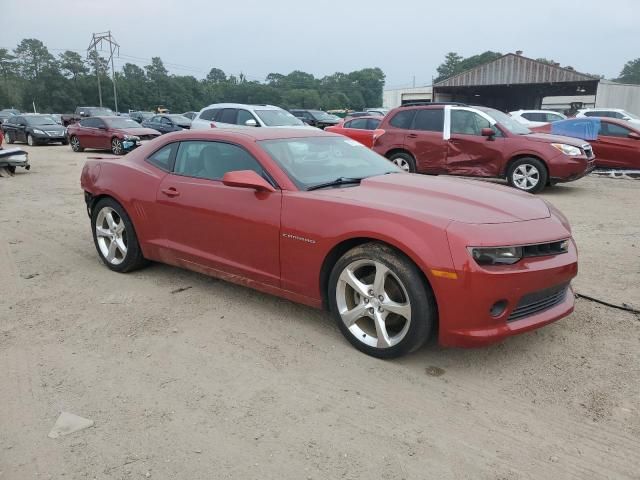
[0,38,385,114]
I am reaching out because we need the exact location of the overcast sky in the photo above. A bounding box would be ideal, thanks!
[4,0,638,87]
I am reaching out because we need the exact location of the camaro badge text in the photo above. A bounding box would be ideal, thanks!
[282,233,316,244]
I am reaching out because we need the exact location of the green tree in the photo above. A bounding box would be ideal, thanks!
[206,68,226,84]
[59,51,88,80]
[435,51,502,83]
[14,38,56,80]
[435,52,463,82]
[618,58,640,84]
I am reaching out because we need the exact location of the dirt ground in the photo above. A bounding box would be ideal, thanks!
[1,144,639,480]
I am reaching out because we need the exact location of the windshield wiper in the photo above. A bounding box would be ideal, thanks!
[307,177,364,191]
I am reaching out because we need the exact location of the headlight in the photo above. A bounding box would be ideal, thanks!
[468,246,523,265]
[33,129,44,134]
[122,135,140,141]
[551,143,582,156]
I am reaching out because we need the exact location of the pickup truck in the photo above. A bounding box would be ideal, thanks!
[61,106,115,126]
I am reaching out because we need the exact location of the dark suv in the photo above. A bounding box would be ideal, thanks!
[290,109,340,129]
[372,104,595,193]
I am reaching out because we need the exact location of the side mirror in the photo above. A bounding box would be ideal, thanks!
[222,170,276,192]
[628,132,640,140]
[244,119,258,127]
[481,127,495,138]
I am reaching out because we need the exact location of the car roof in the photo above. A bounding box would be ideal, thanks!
[511,110,563,114]
[344,115,381,120]
[200,103,283,111]
[579,108,625,112]
[163,127,337,142]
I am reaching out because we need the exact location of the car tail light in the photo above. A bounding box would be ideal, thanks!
[372,129,385,146]
[210,122,216,128]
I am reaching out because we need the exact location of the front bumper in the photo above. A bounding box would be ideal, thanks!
[549,156,596,183]
[0,148,30,169]
[435,218,578,348]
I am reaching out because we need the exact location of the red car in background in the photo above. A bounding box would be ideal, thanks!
[532,117,640,169]
[81,127,578,358]
[325,116,383,148]
[67,116,161,155]
[372,103,595,193]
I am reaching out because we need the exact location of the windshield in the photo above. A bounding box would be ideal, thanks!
[477,107,531,134]
[255,110,304,127]
[309,110,337,121]
[87,108,114,116]
[259,136,400,190]
[26,116,58,126]
[105,118,143,129]
[167,115,192,124]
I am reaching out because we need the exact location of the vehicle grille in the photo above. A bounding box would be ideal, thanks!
[508,283,569,322]
[522,240,569,258]
[582,144,594,159]
[46,131,63,136]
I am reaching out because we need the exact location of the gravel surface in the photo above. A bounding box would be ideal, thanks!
[1,145,639,479]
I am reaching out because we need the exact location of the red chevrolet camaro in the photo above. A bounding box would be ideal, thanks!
[81,128,578,358]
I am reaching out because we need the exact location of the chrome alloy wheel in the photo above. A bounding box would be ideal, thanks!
[95,206,128,265]
[512,163,540,191]
[70,136,80,151]
[392,157,411,172]
[336,259,411,348]
[111,138,123,155]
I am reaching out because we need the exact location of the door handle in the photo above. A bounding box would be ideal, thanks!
[407,134,418,138]
[161,187,180,197]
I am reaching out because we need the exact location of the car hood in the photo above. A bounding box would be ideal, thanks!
[521,132,587,146]
[34,124,65,132]
[312,173,550,224]
[116,127,160,136]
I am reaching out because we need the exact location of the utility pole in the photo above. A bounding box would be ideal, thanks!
[87,31,120,112]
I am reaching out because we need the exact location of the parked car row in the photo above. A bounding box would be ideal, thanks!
[2,114,68,146]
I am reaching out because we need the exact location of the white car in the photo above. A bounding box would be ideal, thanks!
[575,108,640,126]
[509,110,566,128]
[191,103,310,130]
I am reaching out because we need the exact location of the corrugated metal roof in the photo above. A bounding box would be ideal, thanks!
[435,54,598,87]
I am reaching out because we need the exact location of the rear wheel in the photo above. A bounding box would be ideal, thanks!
[4,131,14,144]
[91,198,147,273]
[507,157,548,194]
[111,137,124,155]
[61,137,69,145]
[328,242,436,358]
[70,135,83,152]
[388,152,416,173]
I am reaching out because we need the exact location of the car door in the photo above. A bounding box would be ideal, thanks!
[445,107,505,177]
[155,140,281,286]
[14,117,28,142]
[405,108,448,173]
[159,116,175,134]
[77,118,98,147]
[92,118,111,149]
[340,118,374,147]
[595,121,640,169]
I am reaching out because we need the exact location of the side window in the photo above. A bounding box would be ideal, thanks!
[199,108,219,121]
[389,110,416,129]
[150,116,161,123]
[412,109,444,132]
[146,143,177,171]
[584,111,598,117]
[546,113,563,122]
[366,118,381,130]
[218,109,237,124]
[348,118,368,129]
[237,109,257,126]
[613,112,625,119]
[600,122,631,138]
[161,117,173,125]
[173,141,264,181]
[81,118,97,128]
[451,110,491,136]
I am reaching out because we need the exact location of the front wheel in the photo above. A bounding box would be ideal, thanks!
[328,242,436,358]
[27,134,36,146]
[61,138,69,145]
[388,152,416,173]
[507,157,548,193]
[4,131,14,144]
[111,138,124,155]
[91,198,147,273]
[70,135,83,152]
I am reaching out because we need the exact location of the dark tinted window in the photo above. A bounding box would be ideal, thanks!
[522,112,546,122]
[218,109,237,124]
[80,118,101,128]
[599,122,631,138]
[545,112,564,122]
[389,110,416,129]
[199,108,219,121]
[237,109,257,125]
[147,143,177,171]
[348,118,368,129]
[173,141,263,180]
[149,116,161,123]
[412,109,444,132]
[161,117,173,125]
[366,118,381,130]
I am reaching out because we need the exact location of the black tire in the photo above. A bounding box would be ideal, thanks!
[328,242,436,359]
[27,134,37,146]
[61,138,69,145]
[388,151,416,173]
[507,157,548,194]
[91,197,147,273]
[111,137,124,155]
[70,135,83,152]
[4,131,14,144]
[7,166,16,174]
